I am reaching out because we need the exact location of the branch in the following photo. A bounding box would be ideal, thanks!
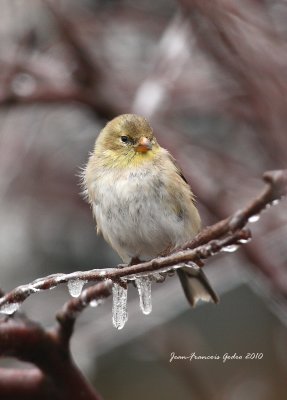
[184,169,287,250]
[0,169,285,396]
[44,0,101,87]
[0,316,102,400]
[56,280,113,343]
[0,169,286,319]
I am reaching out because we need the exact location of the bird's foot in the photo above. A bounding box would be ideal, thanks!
[118,263,128,269]
[129,257,141,266]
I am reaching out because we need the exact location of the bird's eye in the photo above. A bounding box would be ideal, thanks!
[121,136,129,143]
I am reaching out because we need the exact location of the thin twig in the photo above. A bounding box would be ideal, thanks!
[56,280,113,342]
[44,0,101,87]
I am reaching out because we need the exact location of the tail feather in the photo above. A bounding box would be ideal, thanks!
[177,266,219,307]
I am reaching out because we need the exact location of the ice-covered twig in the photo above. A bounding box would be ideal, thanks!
[0,230,247,315]
[55,230,249,332]
[57,280,113,341]
[180,169,287,251]
[0,169,285,318]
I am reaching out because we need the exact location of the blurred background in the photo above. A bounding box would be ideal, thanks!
[0,0,287,399]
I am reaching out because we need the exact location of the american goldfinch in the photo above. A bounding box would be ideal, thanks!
[83,114,219,307]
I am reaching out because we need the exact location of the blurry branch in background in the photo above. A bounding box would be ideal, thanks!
[180,0,287,166]
[0,316,102,400]
[0,0,122,119]
[44,0,101,87]
[0,168,286,398]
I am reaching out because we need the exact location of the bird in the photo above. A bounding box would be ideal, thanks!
[83,114,219,307]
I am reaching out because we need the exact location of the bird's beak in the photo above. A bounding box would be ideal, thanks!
[135,137,152,153]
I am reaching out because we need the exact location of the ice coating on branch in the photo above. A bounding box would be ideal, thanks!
[90,298,104,308]
[271,199,280,206]
[248,214,260,223]
[67,279,85,298]
[238,237,251,244]
[156,265,183,274]
[0,302,20,315]
[112,282,128,329]
[127,275,136,281]
[221,245,239,253]
[29,284,41,293]
[135,276,152,315]
[54,274,68,283]
[90,299,99,307]
[152,272,166,282]
[127,265,182,282]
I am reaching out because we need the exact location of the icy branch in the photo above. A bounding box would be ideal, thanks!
[0,169,285,323]
[180,169,287,251]
[56,280,113,341]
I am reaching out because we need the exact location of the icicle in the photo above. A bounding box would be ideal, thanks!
[0,302,20,315]
[135,276,152,315]
[112,282,128,329]
[67,279,85,298]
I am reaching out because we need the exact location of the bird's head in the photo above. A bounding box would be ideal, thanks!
[94,114,160,168]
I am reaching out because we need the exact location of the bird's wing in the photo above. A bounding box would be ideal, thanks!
[157,150,201,238]
[166,152,196,203]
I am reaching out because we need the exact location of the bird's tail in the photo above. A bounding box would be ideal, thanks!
[177,265,219,307]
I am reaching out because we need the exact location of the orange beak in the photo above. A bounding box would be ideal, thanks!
[135,137,152,153]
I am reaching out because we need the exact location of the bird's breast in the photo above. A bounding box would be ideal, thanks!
[90,167,195,262]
